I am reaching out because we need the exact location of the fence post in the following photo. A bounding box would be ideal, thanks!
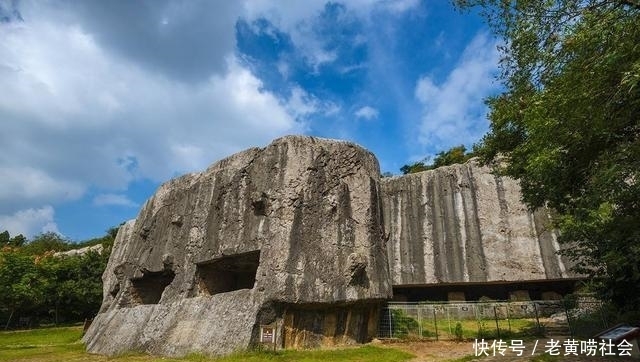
[493,305,501,339]
[533,302,541,335]
[475,304,482,338]
[433,308,438,341]
[447,307,452,337]
[388,308,392,338]
[417,306,423,338]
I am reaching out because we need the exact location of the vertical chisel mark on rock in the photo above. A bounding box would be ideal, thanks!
[494,174,511,243]
[533,208,563,278]
[408,176,426,284]
[461,165,487,282]
[442,172,464,281]
[429,175,445,282]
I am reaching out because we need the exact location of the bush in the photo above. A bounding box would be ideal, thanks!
[391,309,419,338]
[454,322,464,341]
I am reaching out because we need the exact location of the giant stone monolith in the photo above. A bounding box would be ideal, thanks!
[84,136,392,356]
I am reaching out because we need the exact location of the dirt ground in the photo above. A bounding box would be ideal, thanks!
[377,339,474,361]
[378,338,639,362]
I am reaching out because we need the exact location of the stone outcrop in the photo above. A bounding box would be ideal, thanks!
[54,244,104,258]
[84,135,577,357]
[84,136,391,356]
[381,161,576,286]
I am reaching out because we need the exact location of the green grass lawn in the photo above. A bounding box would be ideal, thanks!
[0,326,414,362]
[390,309,543,340]
[422,317,541,340]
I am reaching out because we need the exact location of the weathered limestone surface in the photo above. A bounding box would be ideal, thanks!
[85,136,578,357]
[84,136,391,356]
[53,243,104,258]
[381,160,577,286]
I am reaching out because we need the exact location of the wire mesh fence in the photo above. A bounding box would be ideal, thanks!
[378,299,608,341]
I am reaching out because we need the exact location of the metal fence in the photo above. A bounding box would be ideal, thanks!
[378,299,608,341]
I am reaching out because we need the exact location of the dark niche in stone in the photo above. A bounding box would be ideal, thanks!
[129,270,175,305]
[196,250,260,295]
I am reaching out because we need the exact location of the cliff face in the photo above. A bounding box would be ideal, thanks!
[381,161,576,286]
[84,136,391,356]
[84,136,577,357]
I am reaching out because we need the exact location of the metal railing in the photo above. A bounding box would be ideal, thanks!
[378,299,608,341]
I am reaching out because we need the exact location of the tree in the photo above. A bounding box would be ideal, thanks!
[38,250,107,323]
[0,227,117,327]
[458,0,640,310]
[400,145,474,174]
[21,232,70,255]
[0,251,44,329]
[432,145,472,169]
[400,160,431,174]
[0,230,26,247]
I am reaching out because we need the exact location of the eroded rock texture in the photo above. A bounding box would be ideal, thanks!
[84,136,391,356]
[381,161,577,286]
[84,136,577,357]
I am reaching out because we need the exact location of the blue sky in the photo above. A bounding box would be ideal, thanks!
[0,0,501,241]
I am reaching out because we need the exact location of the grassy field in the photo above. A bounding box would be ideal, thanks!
[389,308,544,340]
[421,317,541,340]
[0,326,415,362]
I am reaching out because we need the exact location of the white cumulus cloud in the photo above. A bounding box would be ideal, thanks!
[414,32,500,149]
[0,3,312,221]
[0,167,84,213]
[0,206,60,238]
[354,106,379,120]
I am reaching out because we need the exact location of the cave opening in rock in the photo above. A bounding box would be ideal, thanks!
[196,250,260,295]
[130,270,175,304]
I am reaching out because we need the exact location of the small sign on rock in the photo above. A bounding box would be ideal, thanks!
[261,326,274,344]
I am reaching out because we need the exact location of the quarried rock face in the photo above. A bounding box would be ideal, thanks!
[84,136,579,356]
[83,136,391,356]
[380,161,577,286]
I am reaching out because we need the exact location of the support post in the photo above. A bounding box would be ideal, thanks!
[433,308,438,341]
[388,308,392,338]
[417,306,422,338]
[4,309,14,330]
[493,305,501,339]
[533,302,541,336]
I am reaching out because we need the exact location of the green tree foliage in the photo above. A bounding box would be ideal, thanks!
[0,230,26,247]
[21,232,71,255]
[74,226,118,251]
[39,251,107,323]
[432,145,472,169]
[400,160,431,174]
[458,0,640,310]
[400,145,474,174]
[0,231,7,244]
[0,252,45,328]
[0,228,117,328]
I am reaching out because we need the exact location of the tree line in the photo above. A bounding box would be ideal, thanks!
[400,145,474,174]
[0,229,116,329]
